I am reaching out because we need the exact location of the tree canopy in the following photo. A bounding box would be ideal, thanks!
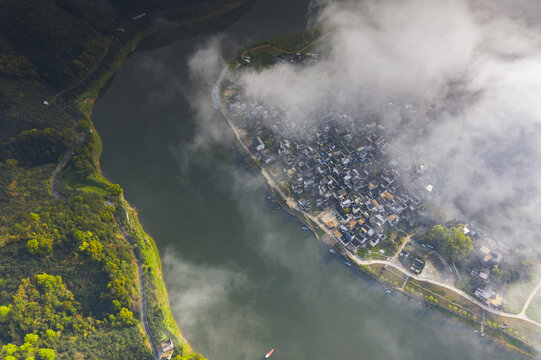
[426,224,473,261]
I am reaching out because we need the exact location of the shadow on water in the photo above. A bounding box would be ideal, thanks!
[136,0,256,52]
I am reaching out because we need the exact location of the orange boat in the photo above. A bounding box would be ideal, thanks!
[264,348,275,359]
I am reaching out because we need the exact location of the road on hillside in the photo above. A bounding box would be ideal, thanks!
[115,212,161,359]
[51,77,160,360]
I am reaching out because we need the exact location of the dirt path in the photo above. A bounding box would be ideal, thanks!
[240,44,292,59]
[520,280,541,317]
[391,235,410,264]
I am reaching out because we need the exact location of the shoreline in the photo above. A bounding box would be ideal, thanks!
[55,3,256,359]
[213,62,541,357]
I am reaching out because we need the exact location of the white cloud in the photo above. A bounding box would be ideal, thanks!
[231,0,541,256]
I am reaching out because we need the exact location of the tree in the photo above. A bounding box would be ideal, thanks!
[26,235,53,255]
[20,212,59,255]
[109,184,123,197]
[426,224,473,261]
[426,225,446,245]
[4,274,86,339]
[45,329,57,340]
[24,333,39,344]
[38,348,55,360]
[36,273,61,292]
[440,226,473,261]
[3,158,19,169]
[0,305,11,321]
[118,307,134,326]
[78,233,103,262]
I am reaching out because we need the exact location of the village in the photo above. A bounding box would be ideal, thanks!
[216,50,526,313]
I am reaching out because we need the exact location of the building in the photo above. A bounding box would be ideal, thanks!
[159,339,174,360]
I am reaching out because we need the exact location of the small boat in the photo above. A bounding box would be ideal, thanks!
[329,249,336,254]
[386,289,392,294]
[265,348,275,359]
[301,226,309,230]
[345,261,352,266]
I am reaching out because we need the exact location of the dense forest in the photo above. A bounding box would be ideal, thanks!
[0,0,251,358]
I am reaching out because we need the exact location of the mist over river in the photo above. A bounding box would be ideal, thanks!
[92,0,527,359]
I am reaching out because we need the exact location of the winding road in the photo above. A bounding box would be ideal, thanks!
[51,41,112,201]
[213,64,541,330]
[114,209,161,359]
[351,257,541,327]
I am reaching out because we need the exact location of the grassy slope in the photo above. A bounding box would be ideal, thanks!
[251,29,322,53]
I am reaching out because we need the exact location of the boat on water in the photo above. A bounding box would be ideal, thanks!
[265,348,275,358]
[329,249,336,254]
[301,226,309,230]
[345,261,352,266]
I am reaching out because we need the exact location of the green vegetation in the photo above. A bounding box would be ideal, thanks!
[425,224,473,261]
[245,51,276,70]
[0,79,73,141]
[279,182,291,197]
[356,245,387,260]
[0,128,76,167]
[237,29,322,70]
[253,29,322,53]
[0,0,254,358]
[120,201,204,359]
[0,181,146,346]
[0,0,109,89]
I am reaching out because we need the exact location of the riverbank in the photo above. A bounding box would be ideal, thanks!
[214,38,541,357]
[52,3,258,359]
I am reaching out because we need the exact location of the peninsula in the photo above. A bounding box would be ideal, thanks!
[214,31,541,357]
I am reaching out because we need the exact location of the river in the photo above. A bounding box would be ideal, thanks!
[92,0,526,359]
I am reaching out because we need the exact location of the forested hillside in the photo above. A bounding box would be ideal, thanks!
[0,0,252,358]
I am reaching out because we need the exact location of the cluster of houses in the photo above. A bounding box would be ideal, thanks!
[225,51,515,310]
[470,238,506,308]
[275,52,319,65]
[225,86,438,256]
[241,51,319,68]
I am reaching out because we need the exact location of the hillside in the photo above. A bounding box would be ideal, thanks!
[0,0,252,359]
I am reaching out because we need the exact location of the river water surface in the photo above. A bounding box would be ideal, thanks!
[92,1,527,359]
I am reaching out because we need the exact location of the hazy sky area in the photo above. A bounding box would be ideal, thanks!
[187,0,541,264]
